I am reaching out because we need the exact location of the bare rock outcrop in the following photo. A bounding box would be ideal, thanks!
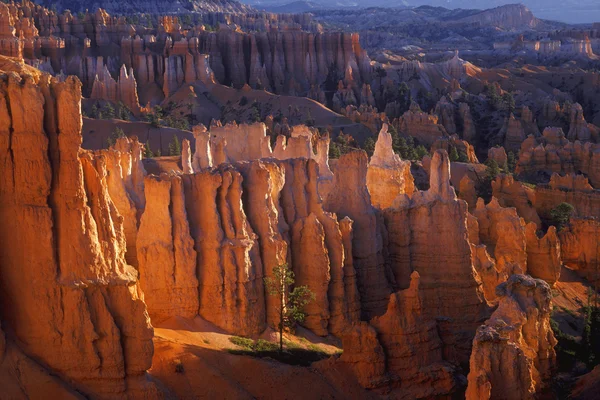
[367,123,415,209]
[516,129,600,188]
[459,174,478,210]
[431,134,478,163]
[137,174,198,322]
[473,198,528,281]
[370,272,462,398]
[325,151,392,319]
[559,217,600,286]
[339,322,387,389]
[100,136,146,266]
[0,66,157,398]
[395,102,448,146]
[492,174,541,226]
[502,113,527,153]
[488,146,508,166]
[466,275,557,400]
[525,223,561,285]
[384,150,489,365]
[183,167,265,336]
[535,174,600,220]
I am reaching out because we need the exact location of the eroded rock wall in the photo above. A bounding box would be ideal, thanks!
[0,65,157,399]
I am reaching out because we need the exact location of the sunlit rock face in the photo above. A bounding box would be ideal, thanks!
[0,61,157,399]
[466,275,557,400]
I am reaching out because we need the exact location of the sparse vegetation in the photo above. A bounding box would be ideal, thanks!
[174,359,184,374]
[105,127,126,147]
[227,335,333,366]
[550,202,575,231]
[143,140,154,158]
[168,135,182,156]
[264,264,315,353]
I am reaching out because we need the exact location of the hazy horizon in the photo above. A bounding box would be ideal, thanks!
[242,0,600,24]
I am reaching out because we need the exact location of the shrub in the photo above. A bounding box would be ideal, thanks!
[449,146,459,162]
[485,158,500,180]
[363,137,376,157]
[174,359,184,373]
[549,202,575,230]
[168,135,182,156]
[229,336,254,349]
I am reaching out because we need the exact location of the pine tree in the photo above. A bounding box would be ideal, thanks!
[103,103,115,119]
[143,140,154,158]
[169,135,181,156]
[485,158,500,180]
[449,146,460,162]
[363,137,376,157]
[264,264,315,353]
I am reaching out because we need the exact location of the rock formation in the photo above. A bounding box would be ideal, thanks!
[487,146,507,167]
[432,134,478,163]
[0,62,157,398]
[183,166,265,335]
[559,217,600,286]
[516,129,600,188]
[525,223,561,285]
[466,275,557,400]
[459,102,477,143]
[492,174,541,226]
[567,102,599,142]
[137,174,198,322]
[325,151,392,319]
[473,198,528,282]
[394,102,448,146]
[383,150,489,365]
[502,114,527,153]
[534,174,600,220]
[90,64,142,115]
[98,137,146,266]
[369,272,462,398]
[366,123,414,209]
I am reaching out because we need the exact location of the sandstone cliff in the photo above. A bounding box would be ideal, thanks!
[517,129,600,188]
[383,150,489,365]
[0,61,158,399]
[366,123,414,209]
[466,275,557,400]
[559,217,600,286]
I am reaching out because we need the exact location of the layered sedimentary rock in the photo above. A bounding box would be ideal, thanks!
[473,198,528,280]
[338,322,387,389]
[369,272,462,398]
[559,217,600,285]
[459,174,478,210]
[459,102,477,143]
[137,174,198,322]
[0,63,156,398]
[567,102,599,142]
[487,146,507,166]
[492,174,541,226]
[502,114,527,153]
[432,134,478,163]
[366,123,414,209]
[466,275,557,400]
[516,128,600,188]
[0,2,371,106]
[183,166,266,335]
[434,96,457,135]
[394,103,448,146]
[534,174,600,219]
[383,150,489,366]
[98,137,146,266]
[325,151,392,319]
[90,64,142,115]
[525,223,561,285]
